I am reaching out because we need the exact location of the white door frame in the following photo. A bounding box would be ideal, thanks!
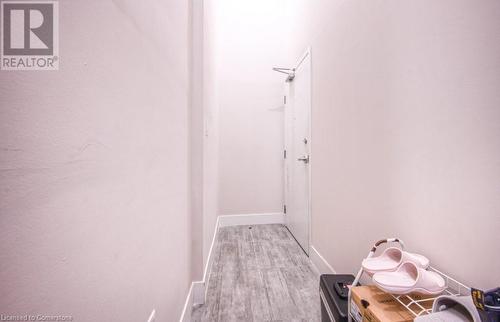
[284,46,312,255]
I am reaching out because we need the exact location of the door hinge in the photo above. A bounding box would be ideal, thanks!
[283,205,287,214]
[284,149,287,159]
[284,95,287,105]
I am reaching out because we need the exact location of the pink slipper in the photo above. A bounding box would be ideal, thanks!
[362,247,429,275]
[372,262,446,295]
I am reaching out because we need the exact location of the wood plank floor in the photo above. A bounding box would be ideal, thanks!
[191,224,320,322]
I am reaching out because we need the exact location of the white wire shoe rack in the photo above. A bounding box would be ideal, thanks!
[391,266,471,317]
[347,238,471,321]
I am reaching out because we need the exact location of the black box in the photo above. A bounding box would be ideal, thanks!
[320,274,355,322]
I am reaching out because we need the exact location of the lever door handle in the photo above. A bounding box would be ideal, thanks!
[297,155,309,164]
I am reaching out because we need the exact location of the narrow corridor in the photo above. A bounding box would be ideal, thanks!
[192,224,320,321]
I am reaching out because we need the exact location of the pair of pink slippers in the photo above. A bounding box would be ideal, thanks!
[362,247,446,295]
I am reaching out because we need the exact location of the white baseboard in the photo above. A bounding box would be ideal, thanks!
[218,212,285,227]
[310,245,336,275]
[179,216,221,321]
[201,216,220,301]
[147,309,156,322]
[180,213,285,321]
[179,282,194,322]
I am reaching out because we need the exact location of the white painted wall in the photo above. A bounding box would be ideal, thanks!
[190,0,205,282]
[202,0,221,270]
[288,0,500,289]
[210,0,295,216]
[0,0,193,320]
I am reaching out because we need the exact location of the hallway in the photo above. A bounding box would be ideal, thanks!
[1,1,499,321]
[192,225,320,322]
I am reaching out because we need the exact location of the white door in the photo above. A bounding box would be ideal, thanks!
[284,49,311,255]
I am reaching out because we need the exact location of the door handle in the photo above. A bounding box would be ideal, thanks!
[297,155,309,164]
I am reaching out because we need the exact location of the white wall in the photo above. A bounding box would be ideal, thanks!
[210,0,295,216]
[0,0,193,320]
[288,0,500,289]
[190,0,205,282]
[201,0,220,270]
